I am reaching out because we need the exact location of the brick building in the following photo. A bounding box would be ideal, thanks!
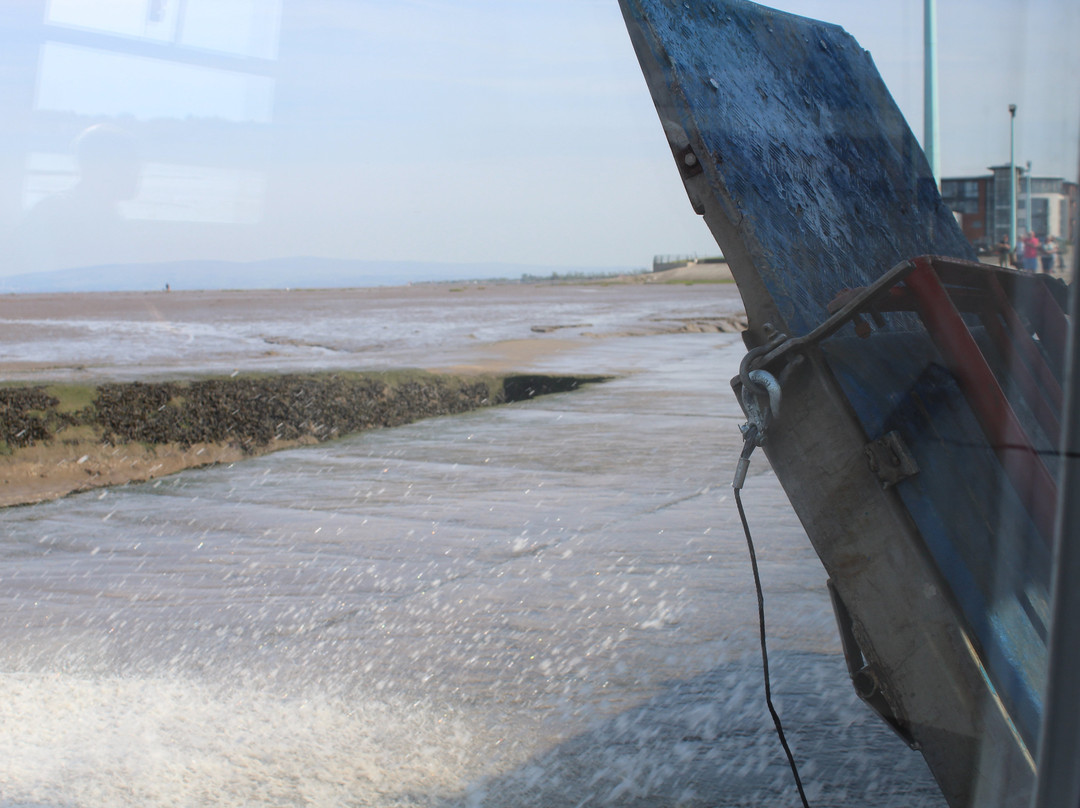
[940,168,1078,252]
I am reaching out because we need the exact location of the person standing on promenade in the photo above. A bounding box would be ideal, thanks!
[1021,232,1041,272]
[997,233,1012,267]
[1040,236,1056,274]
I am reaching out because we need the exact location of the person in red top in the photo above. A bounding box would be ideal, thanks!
[1021,232,1041,272]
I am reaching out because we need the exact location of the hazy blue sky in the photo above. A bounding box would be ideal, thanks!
[7,0,1080,273]
[275,0,1080,267]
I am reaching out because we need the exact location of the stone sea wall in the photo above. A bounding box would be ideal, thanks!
[0,371,606,506]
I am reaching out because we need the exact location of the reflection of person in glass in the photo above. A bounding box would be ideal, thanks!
[19,124,141,272]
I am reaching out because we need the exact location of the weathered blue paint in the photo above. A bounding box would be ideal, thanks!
[620,0,1048,799]
[620,0,973,337]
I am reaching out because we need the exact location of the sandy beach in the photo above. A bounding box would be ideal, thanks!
[0,274,744,507]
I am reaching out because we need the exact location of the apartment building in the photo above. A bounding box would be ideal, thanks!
[940,167,1078,251]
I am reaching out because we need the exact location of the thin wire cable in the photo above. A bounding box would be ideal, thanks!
[734,483,811,808]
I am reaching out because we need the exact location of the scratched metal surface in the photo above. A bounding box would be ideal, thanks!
[619,0,1045,795]
[619,0,974,337]
[824,332,1048,750]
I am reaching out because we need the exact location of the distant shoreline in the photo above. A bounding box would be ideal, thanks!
[0,261,733,296]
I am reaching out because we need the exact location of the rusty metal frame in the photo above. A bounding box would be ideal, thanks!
[904,257,1059,546]
[746,254,1066,547]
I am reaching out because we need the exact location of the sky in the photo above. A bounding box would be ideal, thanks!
[762,0,1080,178]
[3,0,1079,275]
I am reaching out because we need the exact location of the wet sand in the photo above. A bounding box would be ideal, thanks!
[0,279,945,806]
[0,279,744,507]
[0,275,744,384]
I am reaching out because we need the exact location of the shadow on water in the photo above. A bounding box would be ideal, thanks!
[433,651,948,808]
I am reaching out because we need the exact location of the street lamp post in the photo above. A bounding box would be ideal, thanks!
[924,0,940,185]
[1026,160,1033,234]
[1009,104,1017,251]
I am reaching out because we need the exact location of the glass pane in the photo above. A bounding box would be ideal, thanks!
[34,42,275,122]
[180,0,282,59]
[46,0,179,42]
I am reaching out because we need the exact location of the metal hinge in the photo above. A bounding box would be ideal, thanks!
[864,431,919,489]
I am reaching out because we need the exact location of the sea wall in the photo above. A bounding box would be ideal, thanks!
[0,371,605,507]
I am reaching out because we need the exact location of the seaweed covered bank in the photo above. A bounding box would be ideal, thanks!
[0,371,606,507]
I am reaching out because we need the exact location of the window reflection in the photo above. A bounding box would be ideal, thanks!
[45,0,282,59]
[8,0,280,273]
[35,42,275,122]
[46,0,179,43]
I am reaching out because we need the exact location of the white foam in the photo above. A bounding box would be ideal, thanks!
[0,672,498,807]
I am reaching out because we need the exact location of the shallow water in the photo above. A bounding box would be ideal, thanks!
[0,287,946,806]
[0,283,732,381]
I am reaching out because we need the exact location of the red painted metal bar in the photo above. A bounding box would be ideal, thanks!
[905,256,1058,545]
[862,269,1063,445]
[987,276,1065,413]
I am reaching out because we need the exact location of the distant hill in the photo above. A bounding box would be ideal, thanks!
[0,257,639,294]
